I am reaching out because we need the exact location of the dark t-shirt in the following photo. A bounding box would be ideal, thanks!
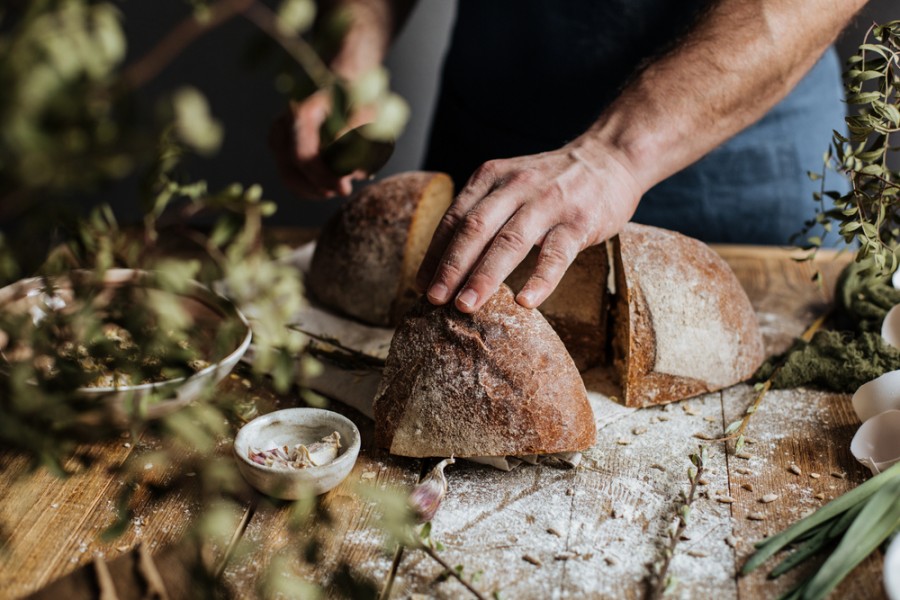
[423,1,849,245]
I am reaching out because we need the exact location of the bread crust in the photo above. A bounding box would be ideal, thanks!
[373,285,597,457]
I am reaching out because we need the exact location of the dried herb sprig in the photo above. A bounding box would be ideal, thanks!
[648,445,708,599]
[713,312,830,453]
[743,460,900,600]
[799,20,900,274]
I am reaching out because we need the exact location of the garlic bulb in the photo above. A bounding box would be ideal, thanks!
[409,457,455,523]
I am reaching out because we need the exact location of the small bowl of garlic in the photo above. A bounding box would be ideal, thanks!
[234,407,361,499]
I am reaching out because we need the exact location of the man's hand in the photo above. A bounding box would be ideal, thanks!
[269,90,366,199]
[415,143,642,313]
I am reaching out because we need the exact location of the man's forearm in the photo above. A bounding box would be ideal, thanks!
[576,0,867,193]
[323,0,417,80]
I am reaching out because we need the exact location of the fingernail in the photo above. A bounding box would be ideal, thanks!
[517,289,537,308]
[428,282,450,304]
[456,288,478,310]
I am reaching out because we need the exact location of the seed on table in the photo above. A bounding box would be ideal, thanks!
[657,415,670,422]
[554,552,575,561]
[683,404,699,415]
[616,438,631,446]
[650,464,666,472]
[725,535,738,548]
[747,512,766,521]
[788,464,802,475]
[693,432,715,440]
[697,477,709,485]
[743,437,757,445]
[809,473,821,479]
[760,493,779,503]
[604,556,618,566]
[814,492,826,500]
[547,527,562,537]
[735,467,752,475]
[717,496,736,504]
[742,482,754,492]
[523,554,542,567]
[704,416,718,423]
[687,550,708,558]
[633,426,648,435]
[831,471,846,479]
[735,452,753,460]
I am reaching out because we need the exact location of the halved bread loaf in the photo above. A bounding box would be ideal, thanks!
[373,284,597,458]
[307,172,453,327]
[506,244,610,371]
[610,223,765,407]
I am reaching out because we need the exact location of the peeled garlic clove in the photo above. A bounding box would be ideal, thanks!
[409,457,455,523]
[850,409,900,476]
[885,533,900,600]
[893,268,900,290]
[882,305,900,350]
[305,431,341,466]
[852,370,900,423]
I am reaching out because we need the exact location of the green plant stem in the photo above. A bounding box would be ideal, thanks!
[415,541,488,600]
[743,460,900,574]
[122,0,255,89]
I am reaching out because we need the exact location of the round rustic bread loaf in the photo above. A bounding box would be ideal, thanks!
[611,223,765,407]
[307,172,453,327]
[373,284,597,458]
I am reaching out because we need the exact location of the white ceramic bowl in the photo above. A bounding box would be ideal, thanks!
[233,408,361,499]
[0,269,252,425]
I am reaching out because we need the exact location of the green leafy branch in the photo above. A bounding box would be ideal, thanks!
[800,20,900,274]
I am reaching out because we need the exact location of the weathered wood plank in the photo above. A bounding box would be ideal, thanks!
[722,387,885,599]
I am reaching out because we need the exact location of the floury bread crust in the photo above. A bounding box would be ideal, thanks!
[307,172,453,327]
[611,223,766,407]
[373,285,597,458]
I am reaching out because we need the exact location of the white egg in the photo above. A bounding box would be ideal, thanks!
[850,410,900,476]
[851,369,900,422]
[892,267,900,290]
[886,533,900,600]
[882,304,900,349]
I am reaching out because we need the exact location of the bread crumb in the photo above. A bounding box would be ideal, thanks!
[683,404,699,416]
[760,494,779,504]
[788,464,802,476]
[361,471,376,480]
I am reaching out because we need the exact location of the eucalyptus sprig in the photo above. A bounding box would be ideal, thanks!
[743,461,900,600]
[801,20,900,273]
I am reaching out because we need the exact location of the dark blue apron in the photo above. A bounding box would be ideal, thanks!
[423,0,849,245]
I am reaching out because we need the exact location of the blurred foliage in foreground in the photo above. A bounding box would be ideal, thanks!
[0,0,415,597]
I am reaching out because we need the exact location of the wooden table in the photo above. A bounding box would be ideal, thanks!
[0,244,887,599]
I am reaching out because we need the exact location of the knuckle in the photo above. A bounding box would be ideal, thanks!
[474,160,499,181]
[538,242,574,271]
[459,211,490,239]
[492,227,530,254]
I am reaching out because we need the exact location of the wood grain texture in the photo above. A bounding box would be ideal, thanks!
[0,242,886,600]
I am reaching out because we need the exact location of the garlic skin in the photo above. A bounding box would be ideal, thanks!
[409,457,455,523]
[304,431,342,466]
